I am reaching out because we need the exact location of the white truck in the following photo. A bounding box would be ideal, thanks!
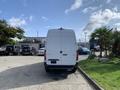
[44,28,78,73]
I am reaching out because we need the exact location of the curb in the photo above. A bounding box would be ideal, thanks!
[77,66,104,90]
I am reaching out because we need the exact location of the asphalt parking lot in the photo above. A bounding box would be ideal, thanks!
[0,56,93,90]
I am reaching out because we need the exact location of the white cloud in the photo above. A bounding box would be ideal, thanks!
[113,6,118,12]
[84,9,120,31]
[106,0,112,4]
[41,16,48,21]
[8,17,26,27]
[45,26,51,29]
[19,14,33,22]
[65,0,82,14]
[75,27,84,41]
[114,23,120,31]
[114,23,120,26]
[82,6,98,13]
[20,14,25,17]
[29,15,33,22]
[74,26,92,42]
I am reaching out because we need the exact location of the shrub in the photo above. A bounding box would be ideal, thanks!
[88,54,96,59]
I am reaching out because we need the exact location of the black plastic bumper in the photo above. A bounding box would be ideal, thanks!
[44,62,78,70]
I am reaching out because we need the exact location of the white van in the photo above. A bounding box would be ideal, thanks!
[44,28,78,72]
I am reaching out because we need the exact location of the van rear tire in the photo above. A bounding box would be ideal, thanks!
[45,67,50,73]
[71,67,77,73]
[44,63,50,73]
[70,63,78,73]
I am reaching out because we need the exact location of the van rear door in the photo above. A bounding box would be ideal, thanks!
[46,30,62,65]
[61,30,76,65]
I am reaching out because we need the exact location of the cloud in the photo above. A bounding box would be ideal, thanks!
[106,0,112,4]
[114,23,120,31]
[8,17,26,27]
[20,14,25,17]
[114,23,120,30]
[19,14,33,22]
[82,6,98,13]
[29,15,33,22]
[114,23,120,26]
[45,26,51,29]
[41,16,48,21]
[65,0,82,14]
[83,9,120,31]
[113,6,118,12]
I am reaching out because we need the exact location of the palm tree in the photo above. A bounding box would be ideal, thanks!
[91,27,111,57]
[112,30,120,56]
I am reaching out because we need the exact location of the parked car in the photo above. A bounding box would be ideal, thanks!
[5,45,20,55]
[44,28,78,73]
[37,48,45,56]
[21,45,32,55]
[0,46,6,55]
[77,47,90,55]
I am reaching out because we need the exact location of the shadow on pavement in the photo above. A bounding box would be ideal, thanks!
[0,62,68,90]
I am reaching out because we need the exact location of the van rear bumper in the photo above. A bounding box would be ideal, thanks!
[44,62,78,70]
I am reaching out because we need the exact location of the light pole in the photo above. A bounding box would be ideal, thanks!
[78,38,81,48]
[84,31,87,47]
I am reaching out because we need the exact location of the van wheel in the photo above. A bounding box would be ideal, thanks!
[45,66,50,73]
[70,67,77,73]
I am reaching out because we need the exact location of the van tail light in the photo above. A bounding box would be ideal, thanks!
[44,50,46,60]
[76,51,78,61]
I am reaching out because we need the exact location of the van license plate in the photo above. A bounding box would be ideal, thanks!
[51,60,56,64]
[48,59,59,61]
[48,59,59,64]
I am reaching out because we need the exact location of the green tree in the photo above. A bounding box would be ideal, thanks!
[112,30,120,56]
[0,19,24,46]
[91,27,112,57]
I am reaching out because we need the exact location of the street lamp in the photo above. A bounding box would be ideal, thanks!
[84,31,87,47]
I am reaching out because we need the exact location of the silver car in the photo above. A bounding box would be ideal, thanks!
[37,48,45,56]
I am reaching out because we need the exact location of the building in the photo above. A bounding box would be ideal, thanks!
[77,41,90,49]
[18,37,46,50]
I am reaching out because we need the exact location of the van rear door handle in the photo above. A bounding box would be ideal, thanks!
[60,51,63,53]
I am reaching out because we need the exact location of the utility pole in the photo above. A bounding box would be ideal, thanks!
[78,38,81,48]
[84,31,87,47]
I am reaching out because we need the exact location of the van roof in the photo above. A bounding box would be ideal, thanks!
[48,28,74,33]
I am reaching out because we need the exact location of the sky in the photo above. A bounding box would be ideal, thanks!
[0,0,120,41]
